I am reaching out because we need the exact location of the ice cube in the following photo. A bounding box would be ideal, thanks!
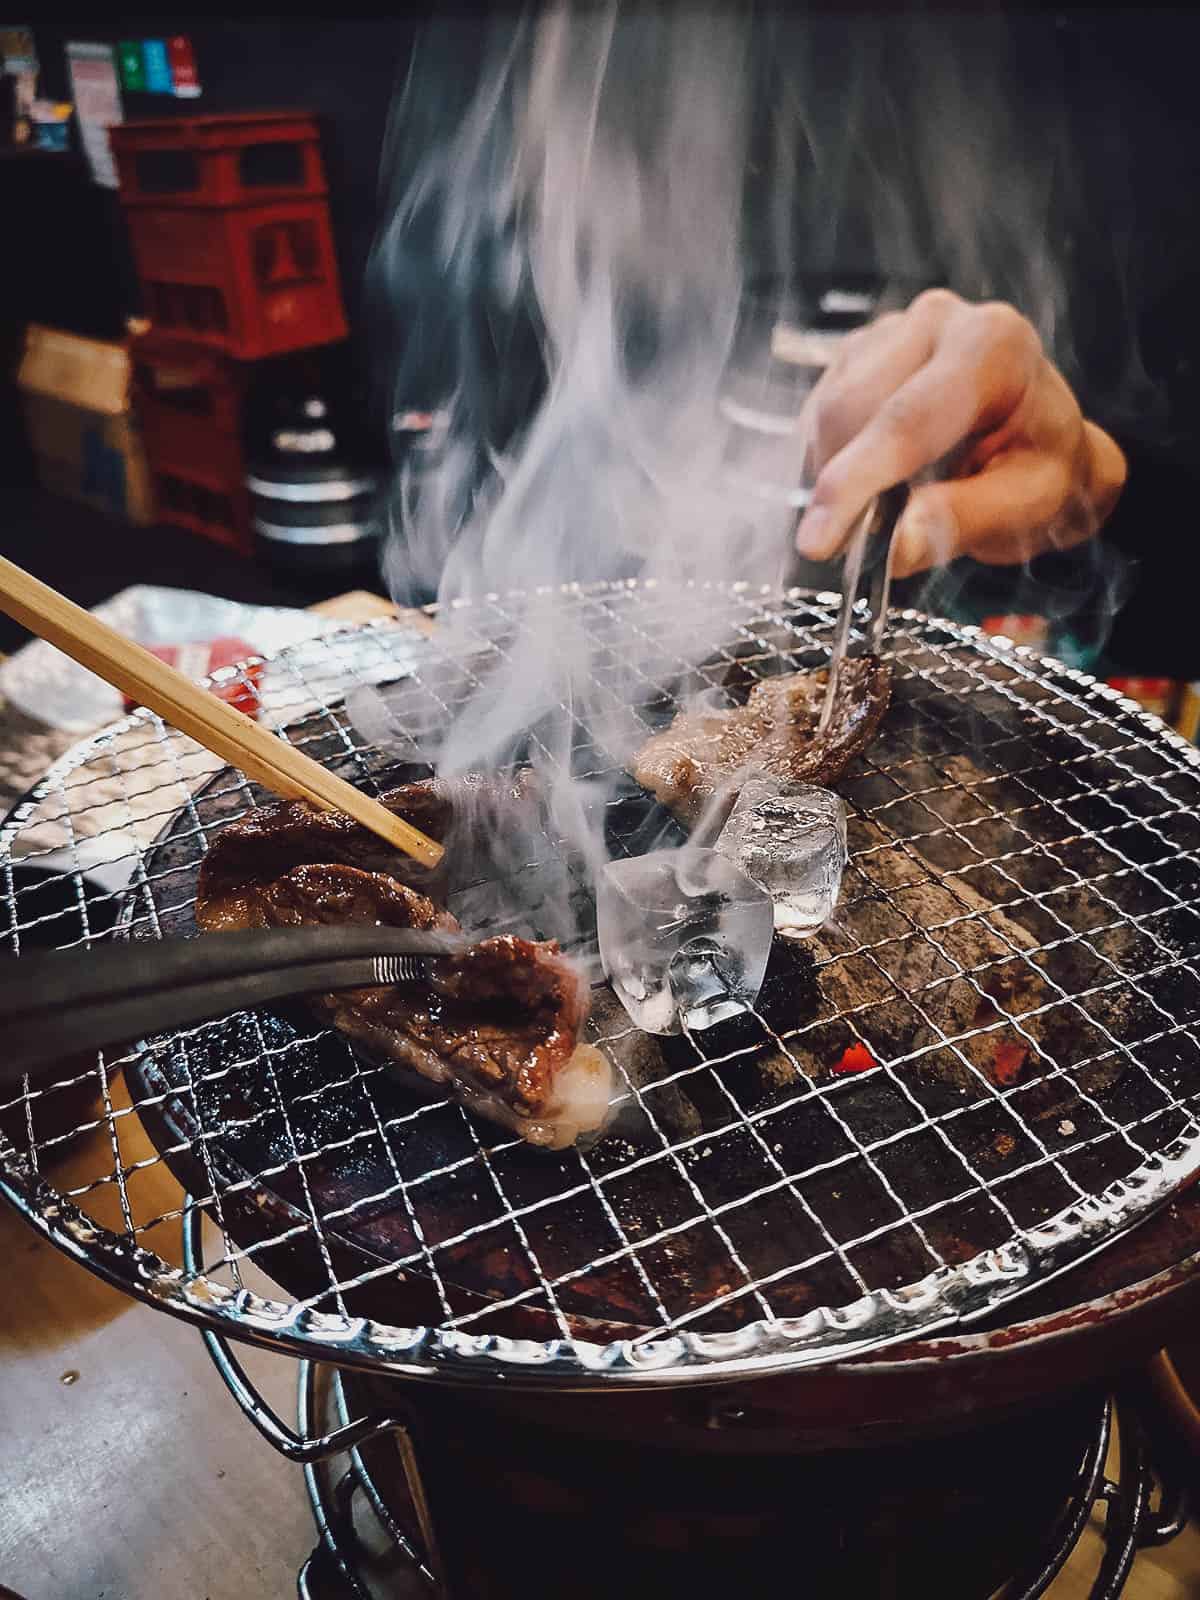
[596,847,774,1034]
[716,779,847,938]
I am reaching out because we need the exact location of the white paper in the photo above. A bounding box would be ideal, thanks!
[66,41,122,189]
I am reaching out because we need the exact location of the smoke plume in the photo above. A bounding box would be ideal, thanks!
[361,3,1151,942]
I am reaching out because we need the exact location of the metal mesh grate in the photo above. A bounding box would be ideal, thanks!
[3,582,1200,1383]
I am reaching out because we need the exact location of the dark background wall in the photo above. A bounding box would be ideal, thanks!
[5,11,1200,469]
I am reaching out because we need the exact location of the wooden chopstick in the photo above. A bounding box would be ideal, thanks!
[0,556,444,871]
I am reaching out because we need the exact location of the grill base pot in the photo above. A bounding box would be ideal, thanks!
[292,1365,1189,1600]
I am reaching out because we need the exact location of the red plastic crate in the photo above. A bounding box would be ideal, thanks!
[131,333,243,428]
[131,336,245,470]
[124,198,347,361]
[111,111,328,209]
[153,464,252,556]
[138,392,246,498]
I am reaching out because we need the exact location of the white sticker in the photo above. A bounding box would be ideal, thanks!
[66,42,123,189]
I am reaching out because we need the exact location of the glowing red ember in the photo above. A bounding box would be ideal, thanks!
[831,1042,876,1077]
[991,1039,1028,1086]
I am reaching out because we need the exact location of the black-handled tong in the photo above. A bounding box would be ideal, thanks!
[0,926,461,1095]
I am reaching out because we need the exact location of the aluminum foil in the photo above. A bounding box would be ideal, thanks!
[0,587,338,733]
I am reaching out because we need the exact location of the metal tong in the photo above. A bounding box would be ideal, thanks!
[0,925,462,1095]
[817,484,909,736]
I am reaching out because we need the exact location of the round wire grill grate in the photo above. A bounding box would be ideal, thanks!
[2,582,1200,1386]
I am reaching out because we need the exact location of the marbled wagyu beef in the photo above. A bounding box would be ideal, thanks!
[196,780,612,1149]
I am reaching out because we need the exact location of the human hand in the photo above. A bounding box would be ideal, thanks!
[793,289,1128,578]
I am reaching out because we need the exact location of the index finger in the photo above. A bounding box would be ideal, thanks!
[795,314,1039,561]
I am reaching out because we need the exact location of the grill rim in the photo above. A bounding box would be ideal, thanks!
[2,580,1200,1389]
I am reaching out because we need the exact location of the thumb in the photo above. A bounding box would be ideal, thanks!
[890,484,962,579]
[891,452,1077,578]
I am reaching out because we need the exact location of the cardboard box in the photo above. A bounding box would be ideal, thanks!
[17,324,155,525]
[1175,682,1200,744]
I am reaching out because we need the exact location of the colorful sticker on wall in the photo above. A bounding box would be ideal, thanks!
[116,40,145,92]
[141,37,172,94]
[167,36,200,97]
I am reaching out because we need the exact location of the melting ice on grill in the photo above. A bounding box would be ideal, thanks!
[597,778,848,1033]
[716,780,848,939]
[596,845,773,1034]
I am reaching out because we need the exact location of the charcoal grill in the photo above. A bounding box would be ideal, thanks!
[3,581,1200,1389]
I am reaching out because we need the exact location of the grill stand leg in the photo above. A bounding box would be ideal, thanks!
[181,1202,443,1594]
[393,1417,444,1589]
[1092,1408,1152,1600]
[296,1362,443,1598]
[1006,1387,1192,1600]
[1005,1394,1114,1600]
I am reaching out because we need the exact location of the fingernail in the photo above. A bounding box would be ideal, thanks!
[795,507,832,558]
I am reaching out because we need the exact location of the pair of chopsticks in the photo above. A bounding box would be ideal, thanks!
[816,485,908,735]
[0,557,443,871]
[0,925,462,1093]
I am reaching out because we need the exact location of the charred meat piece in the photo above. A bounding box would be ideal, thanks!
[331,932,604,1148]
[195,784,451,926]
[202,858,458,937]
[633,657,892,827]
[195,773,539,927]
[195,798,611,1149]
